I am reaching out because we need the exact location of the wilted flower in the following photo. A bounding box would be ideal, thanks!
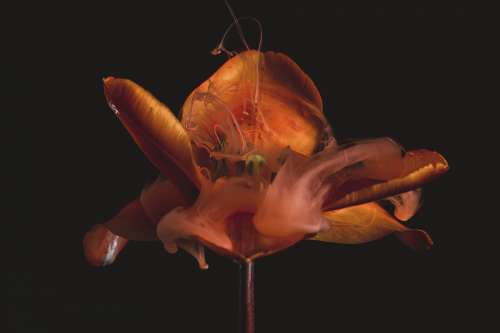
[84,50,448,269]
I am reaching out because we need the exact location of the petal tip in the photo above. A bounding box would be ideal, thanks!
[396,229,434,252]
[83,224,128,267]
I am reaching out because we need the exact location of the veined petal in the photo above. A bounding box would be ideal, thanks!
[323,147,448,211]
[312,202,433,251]
[103,77,201,202]
[181,51,332,174]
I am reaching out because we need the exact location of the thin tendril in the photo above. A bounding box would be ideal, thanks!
[212,17,263,57]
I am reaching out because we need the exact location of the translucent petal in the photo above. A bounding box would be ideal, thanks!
[181,51,332,174]
[156,176,301,265]
[253,138,447,239]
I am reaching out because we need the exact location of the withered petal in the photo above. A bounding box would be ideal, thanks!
[323,148,449,211]
[103,77,202,203]
[312,202,433,250]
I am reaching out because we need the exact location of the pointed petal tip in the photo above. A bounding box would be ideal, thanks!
[410,149,449,173]
[102,76,118,92]
[396,228,434,252]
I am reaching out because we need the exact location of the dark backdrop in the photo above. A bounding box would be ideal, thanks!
[8,1,489,332]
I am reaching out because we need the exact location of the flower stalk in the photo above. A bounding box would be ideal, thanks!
[238,260,255,333]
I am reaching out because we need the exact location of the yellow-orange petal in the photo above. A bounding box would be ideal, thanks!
[103,77,201,203]
[312,202,433,250]
[324,149,449,211]
[83,224,128,266]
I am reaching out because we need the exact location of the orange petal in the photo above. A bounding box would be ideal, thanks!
[312,202,433,250]
[103,77,201,203]
[156,176,302,266]
[323,147,449,211]
[140,175,190,223]
[83,176,191,266]
[181,50,332,172]
[104,199,157,241]
[253,139,446,241]
[384,189,422,222]
[83,224,128,266]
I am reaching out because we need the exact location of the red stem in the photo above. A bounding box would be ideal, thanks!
[238,260,254,333]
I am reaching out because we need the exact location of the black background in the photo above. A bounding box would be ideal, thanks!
[7,1,492,332]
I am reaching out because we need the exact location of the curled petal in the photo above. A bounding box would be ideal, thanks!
[177,239,209,270]
[253,139,404,239]
[384,189,422,221]
[312,203,433,251]
[253,139,447,239]
[253,149,330,238]
[83,224,128,266]
[322,143,449,211]
[103,77,201,202]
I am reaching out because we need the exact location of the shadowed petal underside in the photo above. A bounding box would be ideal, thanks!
[313,203,433,251]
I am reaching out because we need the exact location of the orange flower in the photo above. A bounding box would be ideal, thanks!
[83,50,448,269]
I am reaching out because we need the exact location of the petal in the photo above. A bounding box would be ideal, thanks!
[104,199,157,241]
[384,189,422,221]
[181,51,332,172]
[140,175,189,223]
[321,142,449,211]
[103,77,201,202]
[97,175,190,240]
[83,224,128,266]
[252,139,447,240]
[156,176,301,266]
[312,203,433,251]
[156,177,257,262]
[83,176,190,266]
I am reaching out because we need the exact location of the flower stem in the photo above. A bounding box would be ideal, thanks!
[238,260,255,333]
